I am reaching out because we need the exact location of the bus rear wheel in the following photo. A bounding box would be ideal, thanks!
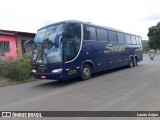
[81,64,92,80]
[128,58,134,68]
[133,58,138,66]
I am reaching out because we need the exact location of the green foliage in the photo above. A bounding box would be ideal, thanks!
[0,54,32,81]
[142,40,149,53]
[147,22,160,50]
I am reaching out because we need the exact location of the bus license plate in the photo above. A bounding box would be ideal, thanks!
[41,75,46,79]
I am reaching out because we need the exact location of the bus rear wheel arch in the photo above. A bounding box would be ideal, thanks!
[81,64,92,80]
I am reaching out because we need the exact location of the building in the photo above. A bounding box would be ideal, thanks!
[0,29,35,60]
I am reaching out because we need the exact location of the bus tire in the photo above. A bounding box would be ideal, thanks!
[133,58,138,66]
[128,58,134,68]
[81,64,92,80]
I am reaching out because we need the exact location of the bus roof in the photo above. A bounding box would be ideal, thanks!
[38,20,140,37]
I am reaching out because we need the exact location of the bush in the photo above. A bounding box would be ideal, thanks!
[0,54,32,81]
[17,58,32,80]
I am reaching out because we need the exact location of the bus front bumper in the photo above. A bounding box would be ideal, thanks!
[32,72,65,80]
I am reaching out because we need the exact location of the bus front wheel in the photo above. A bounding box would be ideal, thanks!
[81,64,92,80]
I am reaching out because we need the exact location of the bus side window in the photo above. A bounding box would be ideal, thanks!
[108,30,118,43]
[125,34,131,44]
[138,37,142,44]
[84,26,96,41]
[65,23,81,61]
[131,35,136,44]
[117,32,125,43]
[136,36,139,44]
[97,28,108,41]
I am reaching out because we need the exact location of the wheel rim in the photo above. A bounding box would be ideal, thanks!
[131,62,133,67]
[130,60,133,67]
[133,59,136,66]
[81,64,92,80]
[83,68,90,77]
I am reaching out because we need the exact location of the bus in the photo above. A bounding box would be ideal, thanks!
[32,20,143,80]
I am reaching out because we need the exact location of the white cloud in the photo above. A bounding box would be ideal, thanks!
[0,0,160,39]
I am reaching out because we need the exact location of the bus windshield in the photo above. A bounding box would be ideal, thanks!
[33,23,65,64]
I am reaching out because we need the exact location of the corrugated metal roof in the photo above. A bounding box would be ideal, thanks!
[0,29,35,36]
[0,30,15,36]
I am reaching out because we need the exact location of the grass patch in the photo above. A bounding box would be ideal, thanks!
[0,77,36,87]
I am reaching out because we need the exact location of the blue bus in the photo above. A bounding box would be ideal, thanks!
[32,20,143,80]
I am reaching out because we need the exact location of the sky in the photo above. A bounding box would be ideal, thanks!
[0,0,160,40]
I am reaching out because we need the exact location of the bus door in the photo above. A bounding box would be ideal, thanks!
[64,23,82,79]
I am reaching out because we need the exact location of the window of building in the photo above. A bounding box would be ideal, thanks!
[125,34,131,44]
[0,41,10,60]
[97,28,108,41]
[117,32,125,43]
[108,30,118,42]
[84,26,96,40]
[0,41,10,54]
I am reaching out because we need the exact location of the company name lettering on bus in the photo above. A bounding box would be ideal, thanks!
[104,45,125,53]
[68,69,76,75]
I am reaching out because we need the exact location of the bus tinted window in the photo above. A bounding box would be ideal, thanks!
[108,30,118,42]
[97,28,108,41]
[65,23,81,61]
[138,37,142,44]
[131,35,136,44]
[125,34,131,44]
[84,26,96,40]
[118,32,125,43]
[136,36,139,44]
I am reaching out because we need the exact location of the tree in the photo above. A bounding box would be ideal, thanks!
[142,40,149,53]
[147,22,160,50]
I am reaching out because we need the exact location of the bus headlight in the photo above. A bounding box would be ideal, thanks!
[32,69,37,73]
[52,68,63,73]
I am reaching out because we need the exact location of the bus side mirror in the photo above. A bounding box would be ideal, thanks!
[55,34,62,48]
